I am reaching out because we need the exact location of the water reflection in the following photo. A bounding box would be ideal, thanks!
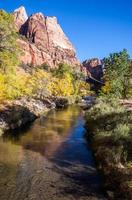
[0,106,105,200]
[1,106,80,158]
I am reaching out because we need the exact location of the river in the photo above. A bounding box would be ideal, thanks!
[0,106,106,200]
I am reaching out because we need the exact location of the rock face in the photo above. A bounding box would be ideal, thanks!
[83,58,103,81]
[83,58,104,93]
[13,7,80,67]
[13,6,28,30]
[83,58,102,69]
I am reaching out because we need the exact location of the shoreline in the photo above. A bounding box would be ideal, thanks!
[0,97,74,135]
[0,95,94,136]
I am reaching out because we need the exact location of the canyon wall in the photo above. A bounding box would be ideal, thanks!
[13,6,80,68]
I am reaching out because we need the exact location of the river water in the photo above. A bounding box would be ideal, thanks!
[0,106,106,200]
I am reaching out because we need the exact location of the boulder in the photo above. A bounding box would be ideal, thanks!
[55,97,69,108]
[0,98,55,132]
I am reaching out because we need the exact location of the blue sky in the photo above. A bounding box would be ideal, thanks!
[0,0,132,61]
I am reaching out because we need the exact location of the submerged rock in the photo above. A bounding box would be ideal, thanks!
[78,96,96,110]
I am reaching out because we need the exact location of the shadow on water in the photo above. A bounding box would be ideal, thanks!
[0,105,106,199]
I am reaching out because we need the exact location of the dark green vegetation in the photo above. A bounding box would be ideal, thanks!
[85,50,132,199]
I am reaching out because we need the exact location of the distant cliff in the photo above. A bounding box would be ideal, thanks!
[83,58,103,81]
[82,58,104,92]
[13,6,80,68]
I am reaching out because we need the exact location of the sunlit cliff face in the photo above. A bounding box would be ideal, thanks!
[12,6,80,68]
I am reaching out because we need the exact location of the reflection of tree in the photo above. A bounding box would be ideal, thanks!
[3,106,80,157]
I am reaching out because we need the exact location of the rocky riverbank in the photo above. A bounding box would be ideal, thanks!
[0,97,73,135]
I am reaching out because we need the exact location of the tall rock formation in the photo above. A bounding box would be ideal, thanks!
[13,6,28,30]
[13,7,80,68]
[82,58,104,92]
[83,58,103,80]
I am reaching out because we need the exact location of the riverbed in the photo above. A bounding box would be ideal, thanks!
[0,106,106,200]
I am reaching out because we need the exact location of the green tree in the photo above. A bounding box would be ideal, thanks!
[52,63,72,78]
[103,49,131,98]
[0,10,19,73]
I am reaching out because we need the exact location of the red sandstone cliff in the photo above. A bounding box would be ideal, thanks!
[13,6,80,68]
[83,58,103,82]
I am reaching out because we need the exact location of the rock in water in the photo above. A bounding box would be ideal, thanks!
[13,7,80,68]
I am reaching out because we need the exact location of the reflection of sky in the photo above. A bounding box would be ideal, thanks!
[52,115,95,167]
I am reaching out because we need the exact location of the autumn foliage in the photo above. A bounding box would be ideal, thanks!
[0,10,90,102]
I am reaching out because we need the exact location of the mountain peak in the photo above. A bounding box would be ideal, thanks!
[30,12,45,21]
[13,6,80,67]
[13,6,28,30]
